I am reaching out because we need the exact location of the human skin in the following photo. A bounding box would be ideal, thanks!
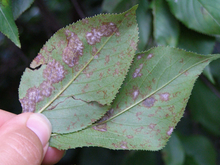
[0,110,65,165]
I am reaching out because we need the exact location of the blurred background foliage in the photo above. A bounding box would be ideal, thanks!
[0,0,220,164]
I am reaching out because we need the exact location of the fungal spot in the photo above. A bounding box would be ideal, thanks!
[148,123,156,129]
[62,30,84,67]
[132,89,139,100]
[136,111,142,120]
[120,141,128,149]
[86,22,119,45]
[133,64,143,78]
[130,39,137,50]
[166,127,173,136]
[43,59,66,83]
[100,22,118,37]
[147,53,153,59]
[92,46,100,59]
[82,19,89,24]
[160,93,170,101]
[92,123,107,132]
[105,55,110,64]
[30,53,46,69]
[143,97,156,108]
[127,135,133,139]
[39,80,55,97]
[86,28,103,45]
[137,54,144,59]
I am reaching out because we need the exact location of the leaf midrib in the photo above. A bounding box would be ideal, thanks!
[98,56,213,124]
[38,14,127,113]
[0,5,18,43]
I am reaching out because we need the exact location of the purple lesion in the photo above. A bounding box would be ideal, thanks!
[62,30,84,67]
[86,22,119,45]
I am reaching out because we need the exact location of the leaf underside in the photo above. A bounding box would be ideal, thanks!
[19,6,139,133]
[50,47,220,150]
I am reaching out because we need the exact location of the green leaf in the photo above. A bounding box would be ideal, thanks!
[102,0,139,13]
[0,0,20,47]
[166,0,220,36]
[177,25,216,55]
[162,133,185,165]
[177,25,216,84]
[11,0,34,20]
[19,6,139,133]
[153,0,179,46]
[50,47,220,150]
[181,135,217,165]
[188,79,220,136]
[136,0,152,51]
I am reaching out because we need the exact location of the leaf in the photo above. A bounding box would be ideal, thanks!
[102,0,139,13]
[177,25,216,55]
[136,0,152,51]
[0,0,21,47]
[19,6,139,133]
[11,0,34,20]
[180,135,217,165]
[177,25,216,84]
[152,0,179,46]
[162,133,185,165]
[188,79,220,136]
[166,0,220,36]
[50,47,220,150]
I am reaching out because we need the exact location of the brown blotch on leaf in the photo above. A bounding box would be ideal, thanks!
[86,22,119,45]
[30,53,46,69]
[133,64,143,78]
[92,123,107,132]
[62,30,84,67]
[143,97,156,108]
[147,53,153,59]
[43,59,66,83]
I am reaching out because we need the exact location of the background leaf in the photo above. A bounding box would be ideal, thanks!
[11,0,34,20]
[162,133,185,165]
[166,0,220,35]
[153,0,179,46]
[181,135,217,165]
[0,0,20,47]
[188,79,220,136]
[19,6,139,133]
[50,47,220,150]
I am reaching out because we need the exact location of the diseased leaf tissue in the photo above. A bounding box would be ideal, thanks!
[19,5,220,150]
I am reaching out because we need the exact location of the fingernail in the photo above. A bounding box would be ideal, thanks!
[26,113,52,147]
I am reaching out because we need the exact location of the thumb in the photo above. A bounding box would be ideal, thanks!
[0,113,52,165]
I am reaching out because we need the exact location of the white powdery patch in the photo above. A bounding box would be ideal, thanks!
[147,53,153,59]
[86,29,103,45]
[133,90,139,100]
[63,30,84,67]
[160,92,170,101]
[86,22,118,45]
[166,127,173,136]
[133,64,143,78]
[43,59,66,83]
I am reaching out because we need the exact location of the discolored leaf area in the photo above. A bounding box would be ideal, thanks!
[166,0,220,36]
[50,47,220,150]
[19,6,138,133]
